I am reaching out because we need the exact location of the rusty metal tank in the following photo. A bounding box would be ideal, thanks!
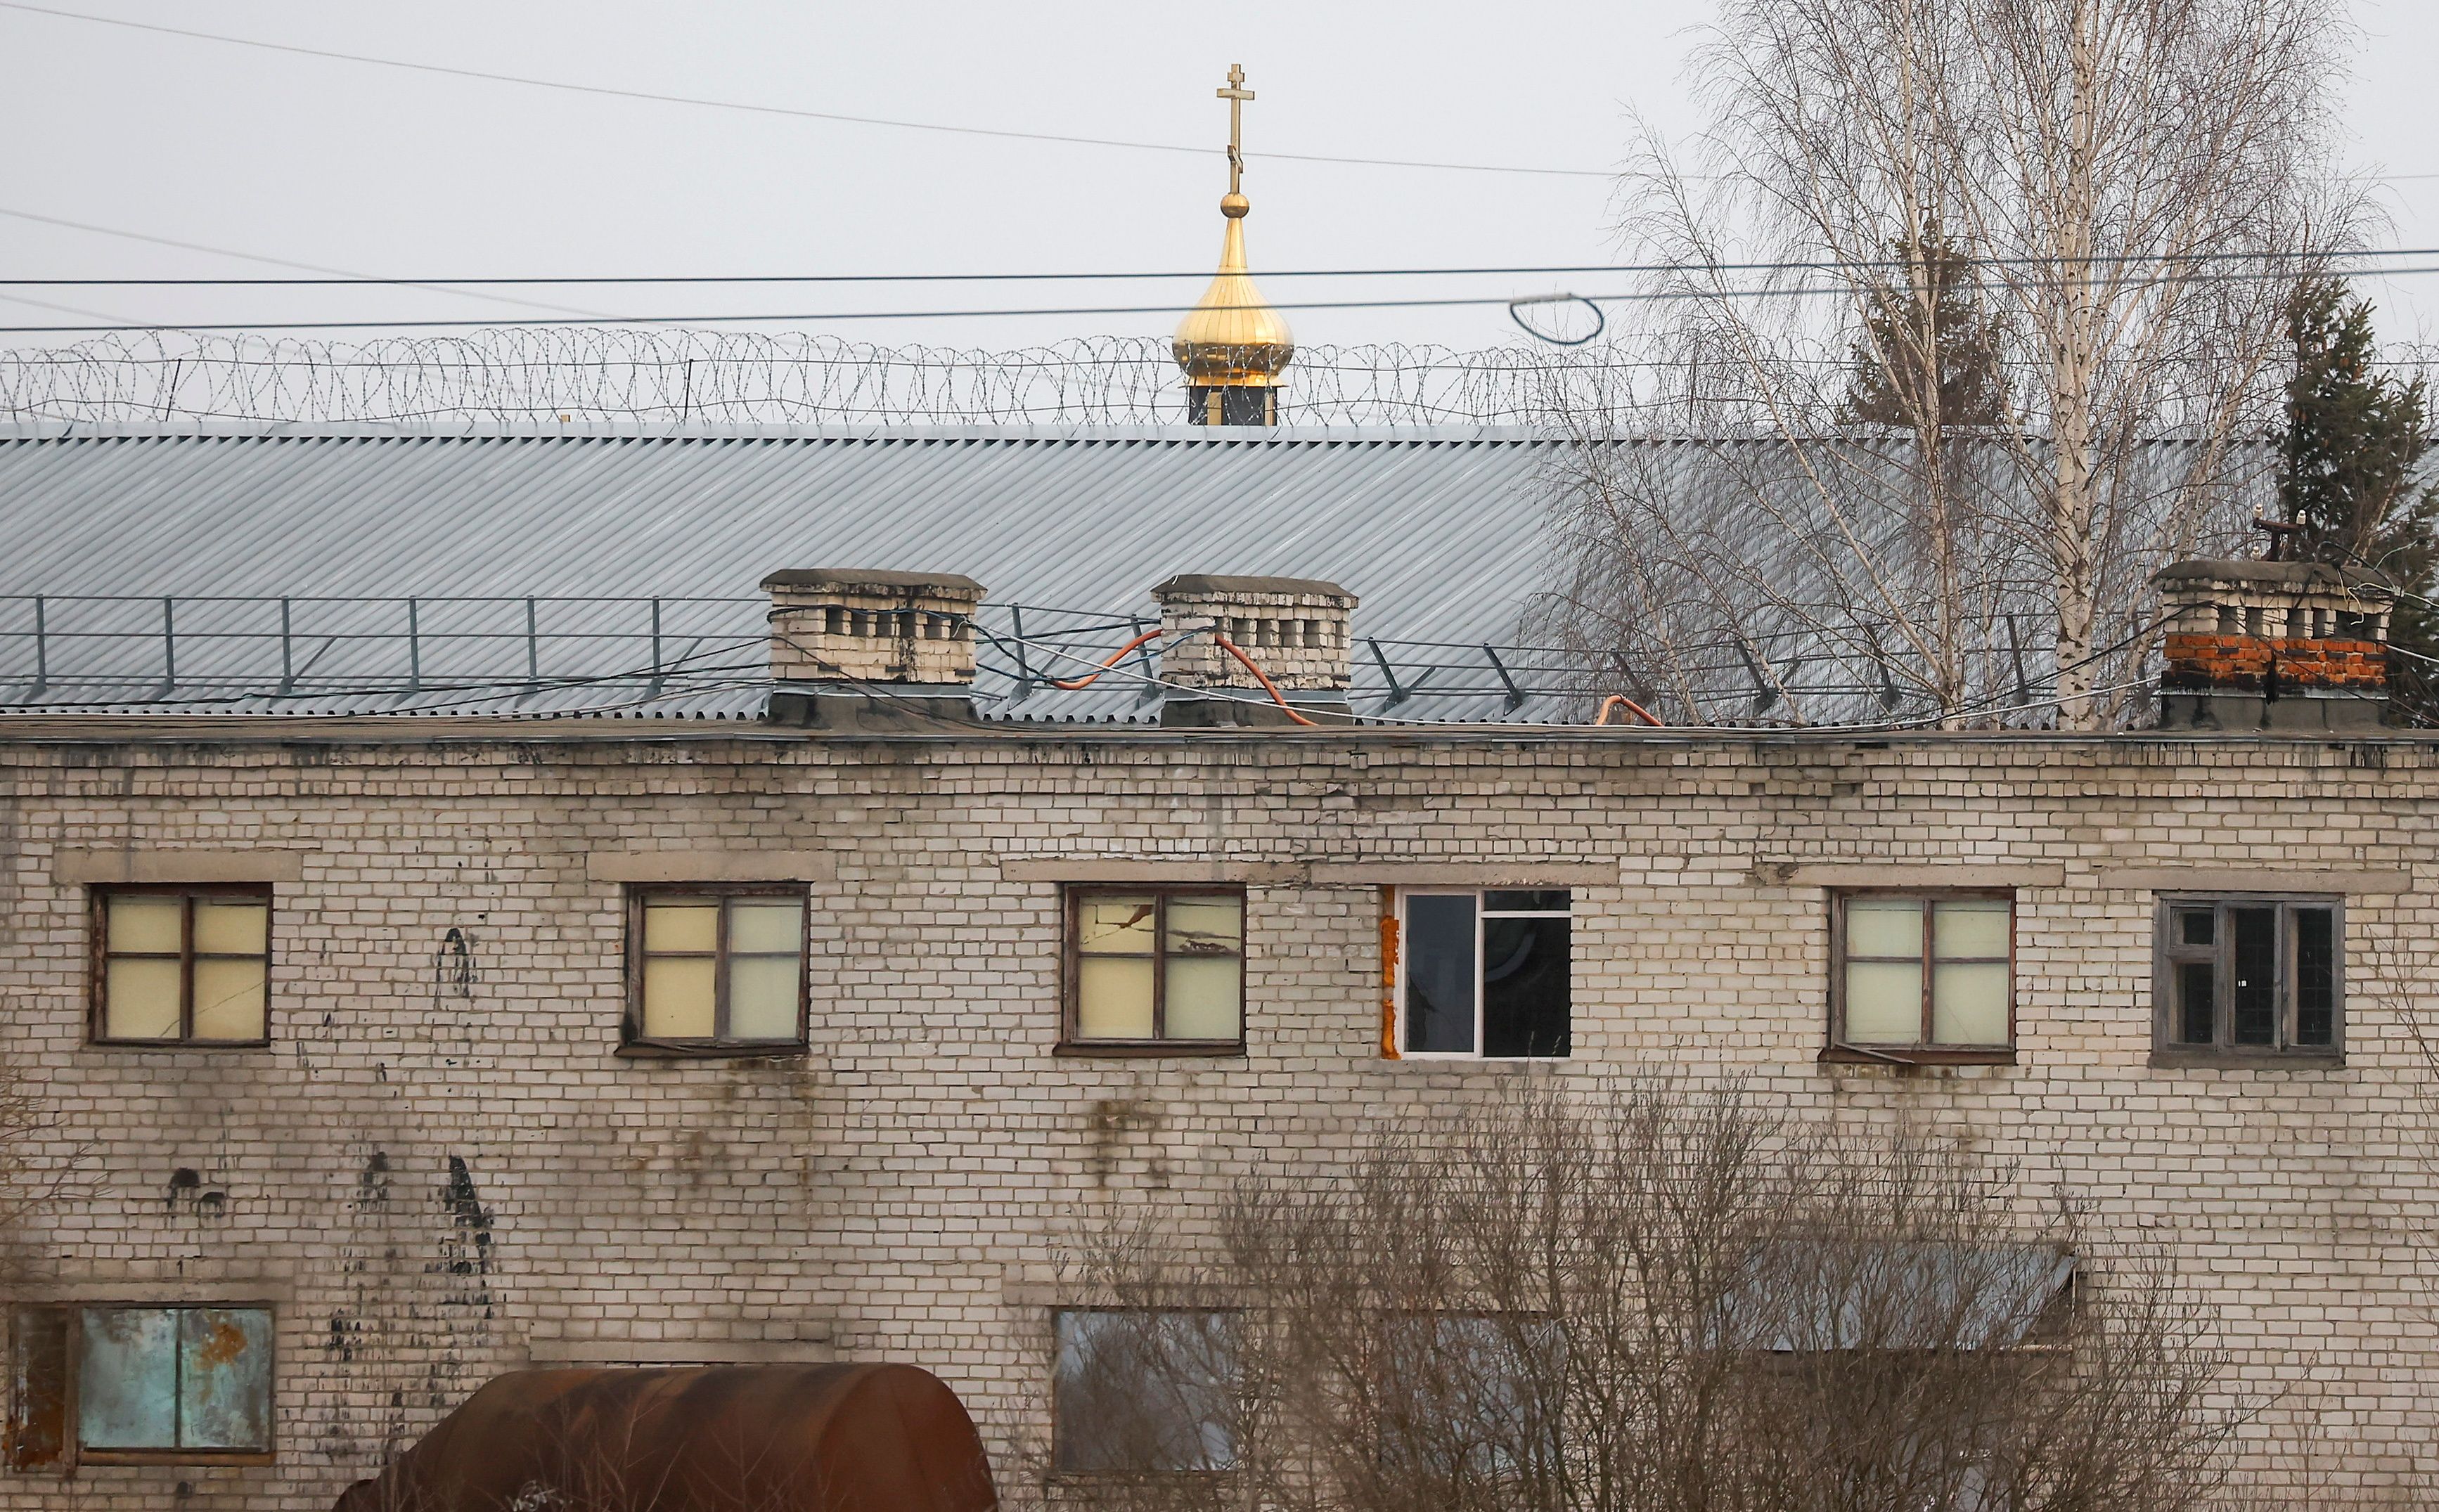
[330,1362,998,1512]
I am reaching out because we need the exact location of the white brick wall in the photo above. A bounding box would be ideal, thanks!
[0,727,2433,1506]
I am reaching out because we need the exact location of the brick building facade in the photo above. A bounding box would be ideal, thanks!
[0,714,2433,1506]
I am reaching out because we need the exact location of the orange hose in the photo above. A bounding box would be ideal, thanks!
[1593,693,1663,728]
[1049,628,1165,690]
[1212,634,1321,726]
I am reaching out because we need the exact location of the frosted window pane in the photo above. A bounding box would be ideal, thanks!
[192,900,267,957]
[1845,962,1922,1042]
[1932,962,2010,1045]
[107,895,182,955]
[727,956,800,1041]
[727,900,802,954]
[177,1309,271,1451]
[643,901,717,954]
[1933,899,2010,959]
[1164,956,1241,1040]
[191,959,267,1041]
[105,959,183,1040]
[1166,898,1242,955]
[1846,900,1923,957]
[1078,957,1156,1039]
[1079,897,1157,955]
[642,957,716,1038]
[78,1308,176,1449]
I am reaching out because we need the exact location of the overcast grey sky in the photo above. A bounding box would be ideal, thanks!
[1,0,2434,356]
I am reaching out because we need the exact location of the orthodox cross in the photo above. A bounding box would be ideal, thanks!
[1217,64,1254,195]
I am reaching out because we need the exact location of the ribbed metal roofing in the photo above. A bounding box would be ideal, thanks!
[0,426,1577,723]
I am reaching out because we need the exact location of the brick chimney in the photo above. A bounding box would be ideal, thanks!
[1150,574,1357,726]
[2153,560,2393,732]
[760,569,984,728]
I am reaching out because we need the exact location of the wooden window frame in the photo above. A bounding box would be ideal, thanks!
[621,885,810,1058]
[87,884,273,1049]
[1824,889,2016,1065]
[11,1302,278,1469]
[1057,886,1247,1057]
[1393,888,1574,1061]
[2150,893,2345,1068]
[1049,1305,1242,1478]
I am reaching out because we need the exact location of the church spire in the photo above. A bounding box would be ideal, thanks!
[1172,64,1294,426]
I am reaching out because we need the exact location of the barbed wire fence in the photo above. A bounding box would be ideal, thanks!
[0,328,1703,429]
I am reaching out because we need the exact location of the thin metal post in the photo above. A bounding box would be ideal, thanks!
[31,595,46,694]
[278,597,294,694]
[407,598,421,692]
[1482,645,1525,711]
[525,598,540,689]
[1733,638,1780,715]
[2006,614,2033,706]
[1131,615,1160,703]
[648,598,665,697]
[1367,638,1408,706]
[159,596,175,697]
[1010,605,1033,701]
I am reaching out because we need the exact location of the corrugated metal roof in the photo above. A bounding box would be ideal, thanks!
[0,427,1578,723]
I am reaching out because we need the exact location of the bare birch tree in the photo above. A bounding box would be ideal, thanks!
[1037,1080,2229,1512]
[1539,0,2360,730]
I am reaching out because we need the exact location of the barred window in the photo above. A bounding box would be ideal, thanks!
[2156,896,2341,1061]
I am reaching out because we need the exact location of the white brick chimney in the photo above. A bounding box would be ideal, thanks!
[1150,574,1357,725]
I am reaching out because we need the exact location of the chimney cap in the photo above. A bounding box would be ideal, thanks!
[2150,558,2393,595]
[761,567,985,597]
[1151,572,1357,605]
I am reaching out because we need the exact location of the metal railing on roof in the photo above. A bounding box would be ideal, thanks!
[0,592,2071,725]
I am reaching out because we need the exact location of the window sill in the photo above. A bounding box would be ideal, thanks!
[84,1039,272,1052]
[77,1449,274,1467]
[2147,1047,2345,1071]
[1053,1041,1244,1059]
[617,1041,809,1061]
[1818,1045,2016,1067]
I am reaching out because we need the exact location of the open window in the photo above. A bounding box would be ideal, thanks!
[2154,895,2342,1064]
[624,888,808,1055]
[9,1305,274,1470]
[1828,892,2013,1062]
[1396,891,1570,1059]
[1052,1308,1238,1473]
[90,886,271,1047]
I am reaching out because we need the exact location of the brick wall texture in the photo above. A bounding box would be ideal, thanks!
[2162,633,2390,692]
[1,724,2435,1506]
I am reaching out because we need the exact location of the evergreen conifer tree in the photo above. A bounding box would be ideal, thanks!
[1843,223,2011,433]
[2279,278,2439,723]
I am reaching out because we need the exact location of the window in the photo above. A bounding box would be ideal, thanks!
[1396,891,1569,1059]
[1063,889,1244,1052]
[1053,1308,1237,1473]
[626,889,807,1052]
[2155,895,2342,1061]
[1830,892,2012,1058]
[8,1305,273,1468]
[91,886,271,1046]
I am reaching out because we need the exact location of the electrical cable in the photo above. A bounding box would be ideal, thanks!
[0,1,1613,181]
[11,244,2433,288]
[13,258,2439,338]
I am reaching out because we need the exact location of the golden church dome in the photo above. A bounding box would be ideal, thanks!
[1173,65,1294,415]
[1172,195,1295,384]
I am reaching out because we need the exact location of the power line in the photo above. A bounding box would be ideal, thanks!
[0,1,1615,181]
[0,207,606,318]
[3,231,2435,289]
[7,261,2439,338]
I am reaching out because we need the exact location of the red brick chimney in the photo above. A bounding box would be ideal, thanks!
[2153,560,2393,732]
